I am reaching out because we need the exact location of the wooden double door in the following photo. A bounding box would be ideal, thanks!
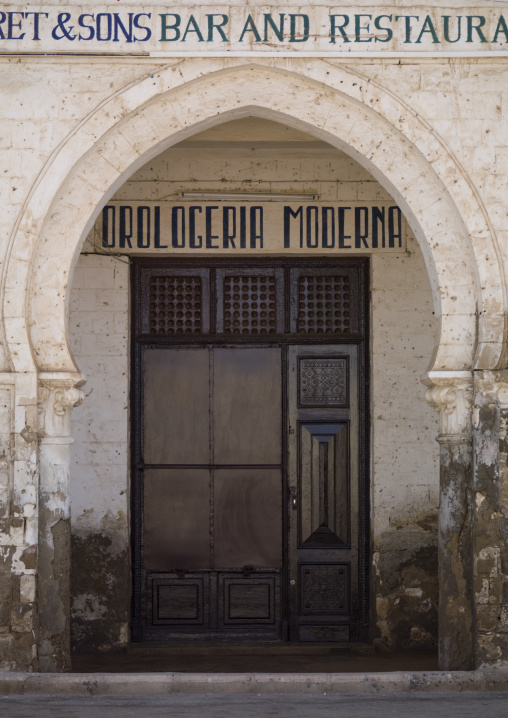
[131,260,368,642]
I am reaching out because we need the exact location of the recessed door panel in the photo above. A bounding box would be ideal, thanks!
[144,348,210,465]
[213,348,281,465]
[214,469,282,569]
[220,573,279,626]
[299,422,350,547]
[152,575,208,626]
[144,468,211,570]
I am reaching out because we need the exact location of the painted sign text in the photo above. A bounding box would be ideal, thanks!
[95,202,405,254]
[1,6,507,54]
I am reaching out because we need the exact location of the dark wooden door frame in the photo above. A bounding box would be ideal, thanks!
[130,258,370,643]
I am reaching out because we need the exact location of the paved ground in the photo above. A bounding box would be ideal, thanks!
[1,692,508,718]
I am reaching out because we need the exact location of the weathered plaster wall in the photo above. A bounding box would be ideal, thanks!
[0,53,507,667]
[69,256,129,652]
[372,244,439,650]
[0,375,38,671]
[0,58,163,374]
[347,59,508,313]
[69,131,439,651]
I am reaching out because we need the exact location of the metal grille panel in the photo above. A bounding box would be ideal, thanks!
[223,276,276,334]
[149,276,202,334]
[297,276,350,334]
[300,564,348,614]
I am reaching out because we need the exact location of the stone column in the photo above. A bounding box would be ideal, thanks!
[424,370,474,671]
[37,373,84,672]
[473,371,508,668]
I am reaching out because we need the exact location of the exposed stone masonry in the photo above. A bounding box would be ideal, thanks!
[424,373,474,670]
[473,372,508,669]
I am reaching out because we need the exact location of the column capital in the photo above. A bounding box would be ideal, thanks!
[422,370,473,439]
[38,372,85,439]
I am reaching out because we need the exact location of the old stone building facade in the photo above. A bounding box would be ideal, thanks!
[0,0,508,673]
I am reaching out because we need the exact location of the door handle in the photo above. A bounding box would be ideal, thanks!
[289,486,297,510]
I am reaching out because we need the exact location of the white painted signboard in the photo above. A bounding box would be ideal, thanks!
[94,201,406,254]
[0,5,507,55]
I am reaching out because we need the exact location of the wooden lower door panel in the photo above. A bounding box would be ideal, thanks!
[297,562,351,642]
[151,573,209,627]
[219,573,279,627]
[146,571,281,639]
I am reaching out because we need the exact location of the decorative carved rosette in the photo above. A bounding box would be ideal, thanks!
[423,371,473,439]
[38,373,85,439]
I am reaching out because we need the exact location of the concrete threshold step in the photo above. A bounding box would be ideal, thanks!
[123,641,371,656]
[1,670,508,696]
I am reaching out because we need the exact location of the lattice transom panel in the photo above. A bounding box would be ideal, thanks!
[298,276,350,334]
[223,276,276,334]
[149,276,202,334]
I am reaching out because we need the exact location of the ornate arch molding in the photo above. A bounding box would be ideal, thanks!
[4,60,503,373]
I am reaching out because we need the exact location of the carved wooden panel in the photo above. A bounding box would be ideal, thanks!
[300,564,349,615]
[299,357,348,407]
[149,275,203,334]
[220,574,278,625]
[152,575,207,625]
[299,423,349,547]
[297,275,350,334]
